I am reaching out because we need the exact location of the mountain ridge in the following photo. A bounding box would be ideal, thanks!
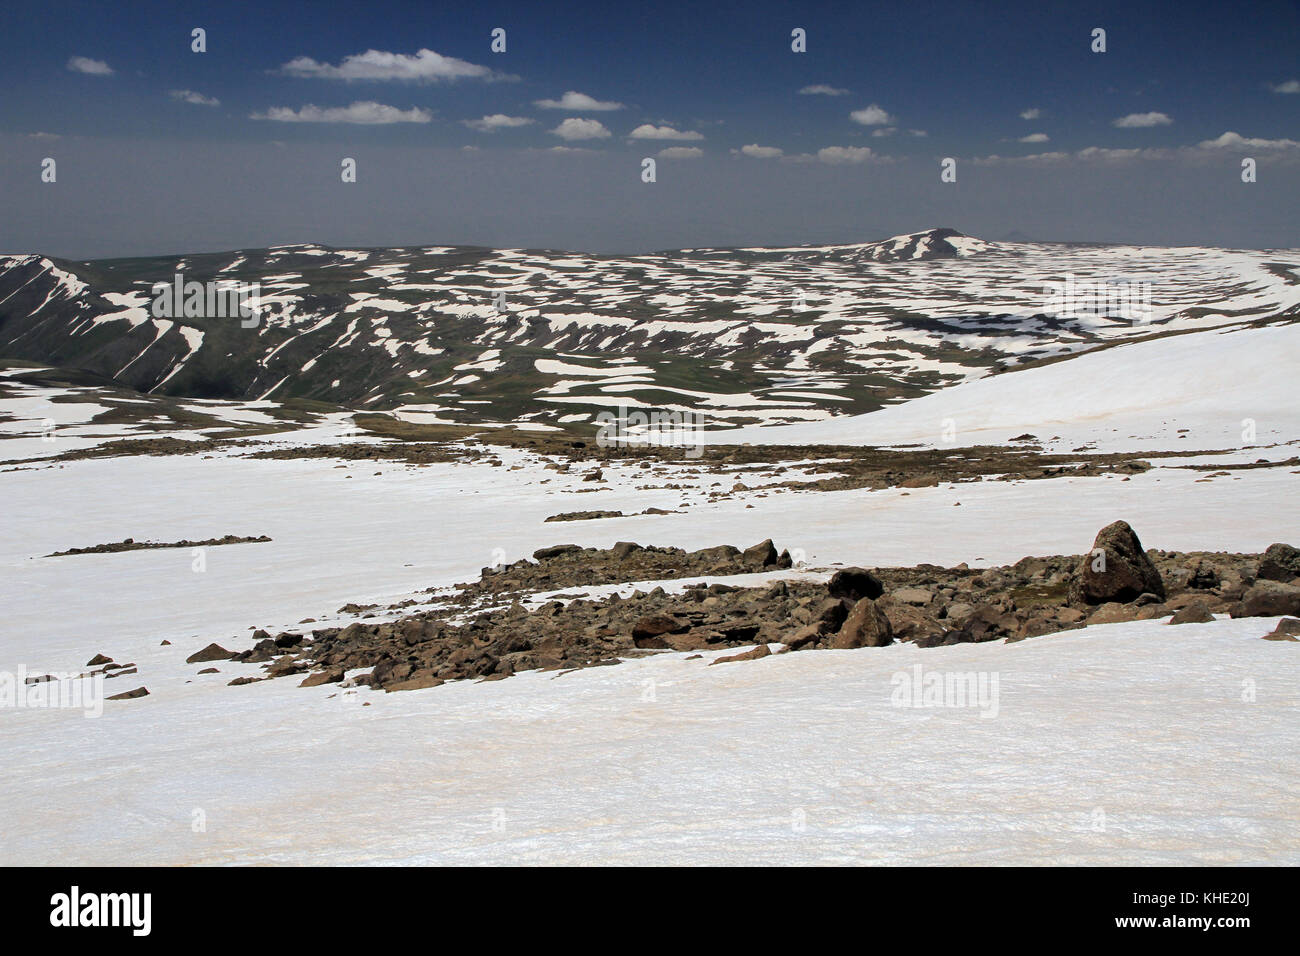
[2,230,1297,431]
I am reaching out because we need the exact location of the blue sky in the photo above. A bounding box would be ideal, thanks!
[2,0,1298,256]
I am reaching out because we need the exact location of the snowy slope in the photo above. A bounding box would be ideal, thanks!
[705,321,1300,453]
[2,610,1295,866]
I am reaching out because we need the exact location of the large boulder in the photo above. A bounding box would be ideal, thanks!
[1233,580,1300,618]
[1257,543,1300,583]
[1070,521,1165,605]
[830,598,893,648]
[827,568,884,603]
[186,642,234,664]
[742,539,779,569]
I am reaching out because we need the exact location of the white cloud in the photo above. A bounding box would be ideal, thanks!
[657,146,703,159]
[550,117,611,140]
[628,124,703,141]
[1113,111,1173,128]
[739,144,783,158]
[535,91,624,111]
[799,84,849,96]
[462,114,535,132]
[1019,108,1042,120]
[1075,146,1164,161]
[25,132,61,140]
[278,48,504,82]
[1270,79,1300,94]
[1196,131,1300,150]
[849,104,895,126]
[67,56,112,76]
[871,127,897,138]
[1019,132,1050,143]
[908,129,928,137]
[817,145,877,164]
[250,101,433,124]
[170,89,220,107]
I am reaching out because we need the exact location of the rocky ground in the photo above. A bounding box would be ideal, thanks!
[175,523,1300,697]
[45,534,271,557]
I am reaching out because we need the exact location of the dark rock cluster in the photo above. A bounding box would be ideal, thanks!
[185,525,1299,695]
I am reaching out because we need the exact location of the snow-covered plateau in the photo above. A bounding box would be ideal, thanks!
[0,238,1297,866]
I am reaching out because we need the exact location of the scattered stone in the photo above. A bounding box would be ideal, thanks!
[106,686,149,701]
[1168,603,1215,625]
[709,644,772,666]
[1261,618,1300,641]
[299,669,346,688]
[185,643,234,664]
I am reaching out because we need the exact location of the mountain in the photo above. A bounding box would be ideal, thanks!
[2,231,1298,432]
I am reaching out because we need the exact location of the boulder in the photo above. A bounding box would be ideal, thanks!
[533,544,582,561]
[1168,602,1215,625]
[1071,521,1165,605]
[815,597,852,632]
[186,642,234,664]
[742,539,778,569]
[384,672,445,692]
[1261,618,1300,641]
[299,668,345,688]
[942,601,976,625]
[949,604,1018,642]
[1233,580,1300,618]
[893,587,934,606]
[106,686,149,701]
[1088,602,1141,625]
[631,614,689,648]
[709,644,772,666]
[610,541,641,560]
[1257,543,1300,582]
[784,622,824,651]
[827,568,884,603]
[831,598,893,648]
[876,598,944,644]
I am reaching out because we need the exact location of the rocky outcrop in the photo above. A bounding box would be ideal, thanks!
[189,533,1293,693]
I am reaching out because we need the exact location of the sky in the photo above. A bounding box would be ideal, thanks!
[1,0,1298,258]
